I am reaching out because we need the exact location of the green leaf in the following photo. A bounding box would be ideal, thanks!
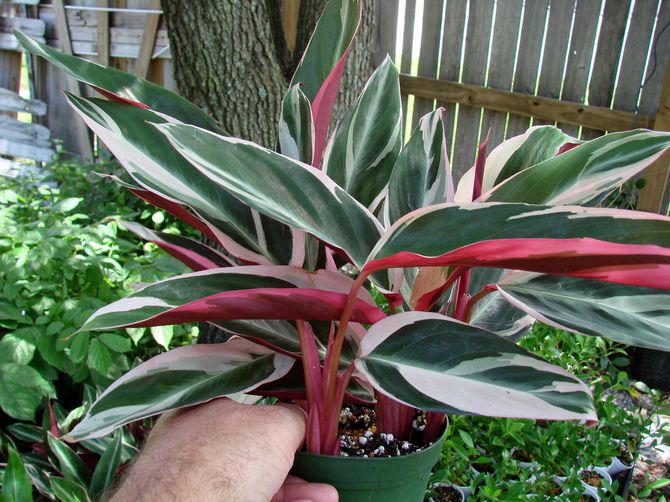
[0,364,53,421]
[125,328,145,345]
[53,198,82,213]
[6,424,42,443]
[386,108,452,224]
[47,433,92,487]
[87,339,111,375]
[155,123,384,276]
[67,333,90,364]
[99,333,132,353]
[89,431,122,497]
[355,312,595,420]
[458,430,474,449]
[15,31,219,132]
[497,274,670,350]
[483,129,670,205]
[149,326,173,351]
[0,447,33,502]
[278,84,314,164]
[49,477,90,502]
[66,339,294,440]
[0,333,36,365]
[323,57,402,208]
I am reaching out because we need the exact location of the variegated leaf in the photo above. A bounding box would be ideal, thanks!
[278,84,314,164]
[121,220,232,270]
[289,0,361,164]
[66,338,294,440]
[497,274,670,350]
[386,108,453,224]
[482,129,670,205]
[322,56,402,208]
[355,312,595,420]
[366,203,670,291]
[455,126,574,202]
[78,266,385,332]
[66,94,303,266]
[155,122,385,277]
[16,32,219,131]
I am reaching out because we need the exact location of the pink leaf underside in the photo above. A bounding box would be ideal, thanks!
[143,239,226,271]
[125,288,386,328]
[365,238,670,291]
[128,188,221,243]
[311,49,351,168]
[556,141,581,155]
[92,85,149,109]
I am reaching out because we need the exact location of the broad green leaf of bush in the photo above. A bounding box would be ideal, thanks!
[0,364,54,420]
[0,447,33,502]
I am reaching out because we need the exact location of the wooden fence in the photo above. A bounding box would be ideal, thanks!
[1,0,669,213]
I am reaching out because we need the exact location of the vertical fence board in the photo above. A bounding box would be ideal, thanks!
[451,0,494,179]
[374,0,398,65]
[436,0,467,162]
[130,0,160,78]
[481,1,523,149]
[410,0,444,128]
[612,0,658,114]
[580,0,630,140]
[400,0,417,132]
[638,0,670,116]
[506,0,550,138]
[534,0,575,127]
[556,0,602,137]
[96,0,109,66]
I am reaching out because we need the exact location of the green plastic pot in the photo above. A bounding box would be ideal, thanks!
[291,427,447,502]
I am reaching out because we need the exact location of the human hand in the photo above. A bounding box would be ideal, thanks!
[111,398,338,502]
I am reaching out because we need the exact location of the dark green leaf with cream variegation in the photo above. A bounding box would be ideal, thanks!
[278,84,314,163]
[66,339,294,440]
[355,312,595,420]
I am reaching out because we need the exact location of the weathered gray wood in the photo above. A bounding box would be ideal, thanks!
[96,0,109,66]
[506,0,550,138]
[130,0,160,78]
[0,87,47,115]
[0,138,54,162]
[0,32,46,51]
[534,0,575,127]
[612,0,658,114]
[452,0,494,180]
[0,125,52,147]
[410,0,444,129]
[581,0,630,140]
[0,16,46,36]
[556,0,602,137]
[374,0,398,65]
[481,0,523,150]
[400,0,417,135]
[638,0,670,117]
[0,115,51,140]
[437,0,467,162]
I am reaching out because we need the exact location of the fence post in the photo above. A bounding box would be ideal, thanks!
[134,0,161,80]
[52,0,93,161]
[637,55,670,214]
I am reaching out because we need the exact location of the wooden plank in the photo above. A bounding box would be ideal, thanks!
[281,0,301,54]
[638,0,670,116]
[0,33,46,51]
[0,115,51,140]
[451,0,494,179]
[506,0,550,138]
[53,0,93,160]
[556,0,602,137]
[400,0,417,134]
[0,16,46,36]
[612,0,658,113]
[374,0,398,65]
[638,51,670,214]
[437,0,467,161]
[410,0,444,127]
[0,87,47,115]
[131,0,161,79]
[0,138,54,162]
[481,1,523,149]
[581,0,631,140]
[535,0,575,129]
[399,74,653,131]
[96,0,109,66]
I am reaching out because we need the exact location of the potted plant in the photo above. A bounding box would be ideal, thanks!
[15,0,670,499]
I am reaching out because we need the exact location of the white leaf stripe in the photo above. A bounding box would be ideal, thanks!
[66,339,294,440]
[355,313,595,420]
